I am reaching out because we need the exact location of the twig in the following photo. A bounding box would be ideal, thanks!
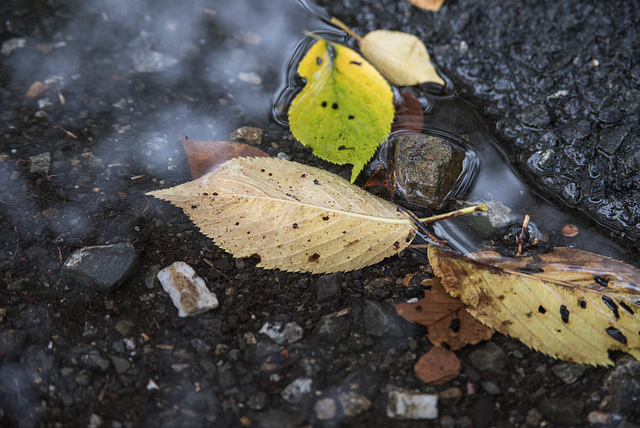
[418,204,488,223]
[516,214,530,258]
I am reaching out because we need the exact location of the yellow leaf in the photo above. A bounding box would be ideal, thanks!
[148,157,415,274]
[407,0,445,12]
[288,39,394,183]
[428,245,640,365]
[360,30,445,86]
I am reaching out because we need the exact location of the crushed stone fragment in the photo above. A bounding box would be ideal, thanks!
[157,261,218,317]
[259,321,303,345]
[387,390,438,420]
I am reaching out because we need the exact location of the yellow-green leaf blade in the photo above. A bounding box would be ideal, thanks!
[361,30,445,86]
[148,157,415,274]
[429,245,640,365]
[289,39,394,182]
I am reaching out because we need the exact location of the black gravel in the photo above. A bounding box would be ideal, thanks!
[1,0,640,427]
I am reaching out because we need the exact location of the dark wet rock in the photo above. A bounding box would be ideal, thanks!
[0,329,27,362]
[314,397,338,420]
[468,342,508,375]
[315,272,342,302]
[518,104,550,128]
[538,396,584,426]
[598,124,630,155]
[551,362,587,385]
[110,356,131,374]
[313,316,350,342]
[472,396,495,427]
[247,391,270,411]
[70,345,110,372]
[63,243,138,292]
[604,356,640,411]
[363,301,408,337]
[14,307,54,341]
[394,134,476,209]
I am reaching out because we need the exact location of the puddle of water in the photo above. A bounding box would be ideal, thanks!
[271,3,640,269]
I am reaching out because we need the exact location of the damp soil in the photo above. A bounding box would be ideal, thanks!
[1,0,640,427]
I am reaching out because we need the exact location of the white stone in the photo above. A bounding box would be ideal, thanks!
[157,261,218,317]
[259,321,303,345]
[387,390,438,420]
[280,377,313,403]
[314,397,337,420]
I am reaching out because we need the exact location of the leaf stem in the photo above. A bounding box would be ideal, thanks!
[417,204,488,223]
[330,17,364,42]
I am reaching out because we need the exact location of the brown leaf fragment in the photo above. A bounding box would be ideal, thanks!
[396,277,493,350]
[392,89,424,135]
[362,160,396,198]
[428,244,640,365]
[25,81,49,98]
[414,346,461,385]
[407,0,445,12]
[181,138,269,179]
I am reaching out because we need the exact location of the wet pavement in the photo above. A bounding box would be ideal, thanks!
[1,0,640,427]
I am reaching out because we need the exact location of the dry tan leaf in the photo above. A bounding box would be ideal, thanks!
[148,157,416,274]
[396,277,493,350]
[429,245,640,365]
[407,0,445,12]
[360,30,445,87]
[181,138,268,179]
[414,346,461,385]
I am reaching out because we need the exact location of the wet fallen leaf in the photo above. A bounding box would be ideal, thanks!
[396,277,493,350]
[289,37,394,183]
[148,157,415,274]
[362,160,396,198]
[407,0,445,11]
[181,138,269,179]
[392,89,424,135]
[360,30,445,86]
[413,346,461,384]
[429,245,640,365]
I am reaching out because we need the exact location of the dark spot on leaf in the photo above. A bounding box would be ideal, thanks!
[415,305,422,312]
[212,192,218,196]
[450,318,461,333]
[348,115,355,120]
[606,327,627,344]
[405,234,412,242]
[560,305,570,323]
[202,192,209,196]
[308,253,320,262]
[292,223,299,229]
[301,174,306,178]
[538,305,547,314]
[393,241,400,249]
[321,101,327,108]
[268,172,272,176]
[261,169,265,172]
[516,267,544,274]
[525,311,532,318]
[578,299,587,309]
[620,301,634,315]
[594,276,609,287]
[322,216,329,221]
[342,231,347,234]
[332,102,338,110]
[191,205,197,209]
[235,222,240,226]
[314,179,320,185]
[250,253,261,261]
[247,231,251,234]
[316,56,322,65]
[602,296,620,319]
[350,60,362,65]
[556,329,562,333]
[502,320,514,327]
[498,295,505,300]
[338,145,354,150]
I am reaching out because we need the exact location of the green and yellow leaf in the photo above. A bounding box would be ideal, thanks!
[148,157,415,274]
[428,245,640,365]
[288,38,394,182]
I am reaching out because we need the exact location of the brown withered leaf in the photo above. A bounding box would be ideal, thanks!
[413,346,461,385]
[362,161,396,198]
[429,244,640,365]
[392,89,424,135]
[396,277,493,350]
[181,138,268,179]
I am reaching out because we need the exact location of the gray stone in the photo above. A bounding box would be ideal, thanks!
[337,391,372,417]
[598,124,630,155]
[526,408,543,426]
[0,329,27,362]
[551,362,587,385]
[363,301,408,337]
[314,397,338,420]
[259,321,303,345]
[64,243,138,292]
[313,316,350,342]
[130,49,178,73]
[316,273,342,302]
[538,397,583,426]
[387,390,438,420]
[247,392,269,411]
[29,152,50,175]
[481,380,501,395]
[394,134,476,209]
[110,356,131,374]
[468,342,508,375]
[604,356,640,411]
[560,119,591,143]
[257,410,303,428]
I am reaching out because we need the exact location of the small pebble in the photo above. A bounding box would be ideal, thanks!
[338,391,372,417]
[157,261,219,317]
[314,397,337,420]
[387,390,438,420]
[439,387,463,407]
[280,377,312,404]
[259,321,303,345]
[561,224,579,237]
[64,243,138,292]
